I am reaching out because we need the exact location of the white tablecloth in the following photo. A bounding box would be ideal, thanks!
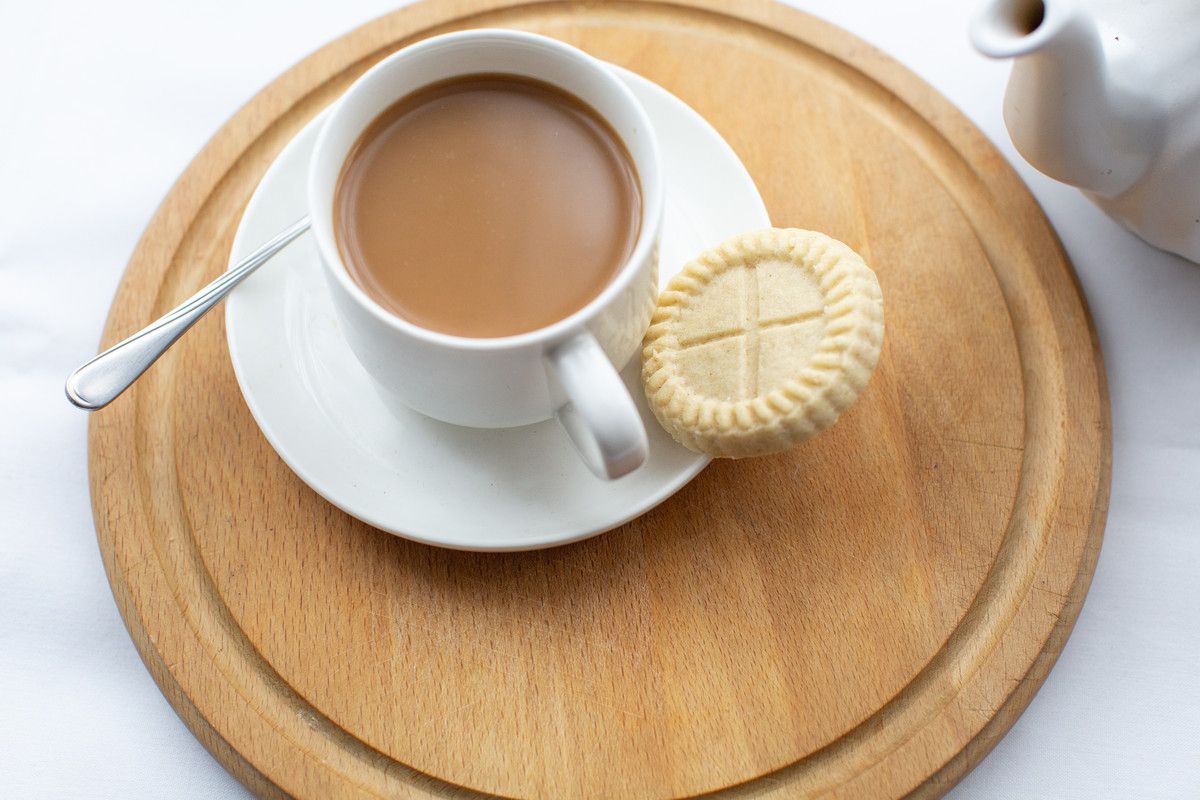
[3,1,1197,797]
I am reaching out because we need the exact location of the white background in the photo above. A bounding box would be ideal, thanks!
[2,1,1197,797]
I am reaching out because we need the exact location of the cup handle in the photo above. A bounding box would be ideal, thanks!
[544,332,649,480]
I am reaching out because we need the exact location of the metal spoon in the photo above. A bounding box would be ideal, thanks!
[65,216,311,410]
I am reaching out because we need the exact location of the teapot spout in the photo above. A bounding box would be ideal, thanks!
[971,0,1160,197]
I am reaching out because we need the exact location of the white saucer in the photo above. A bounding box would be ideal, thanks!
[225,66,770,551]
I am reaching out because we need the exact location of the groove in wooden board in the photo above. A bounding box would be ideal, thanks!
[89,1,1110,798]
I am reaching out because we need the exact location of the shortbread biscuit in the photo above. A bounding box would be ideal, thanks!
[641,229,884,457]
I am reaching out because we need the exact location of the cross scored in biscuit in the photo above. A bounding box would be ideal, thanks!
[675,263,825,401]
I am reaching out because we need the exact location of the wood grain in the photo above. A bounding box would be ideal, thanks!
[88,1,1110,798]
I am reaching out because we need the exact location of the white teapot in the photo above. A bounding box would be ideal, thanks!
[971,0,1200,263]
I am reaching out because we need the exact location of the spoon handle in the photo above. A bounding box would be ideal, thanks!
[66,216,312,410]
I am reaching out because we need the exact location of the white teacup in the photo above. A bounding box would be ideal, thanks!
[308,30,664,480]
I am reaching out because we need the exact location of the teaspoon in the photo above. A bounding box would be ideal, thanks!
[65,216,311,410]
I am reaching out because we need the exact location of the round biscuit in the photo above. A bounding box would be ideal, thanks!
[641,228,884,457]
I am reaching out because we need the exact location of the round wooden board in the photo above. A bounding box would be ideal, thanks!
[89,1,1110,798]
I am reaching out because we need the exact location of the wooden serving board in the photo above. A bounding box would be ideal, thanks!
[89,1,1110,798]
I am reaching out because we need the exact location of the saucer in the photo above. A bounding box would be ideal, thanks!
[225,65,770,551]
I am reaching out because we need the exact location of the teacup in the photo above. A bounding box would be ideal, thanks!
[308,29,663,480]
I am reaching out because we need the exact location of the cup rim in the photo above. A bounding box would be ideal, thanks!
[308,28,664,351]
